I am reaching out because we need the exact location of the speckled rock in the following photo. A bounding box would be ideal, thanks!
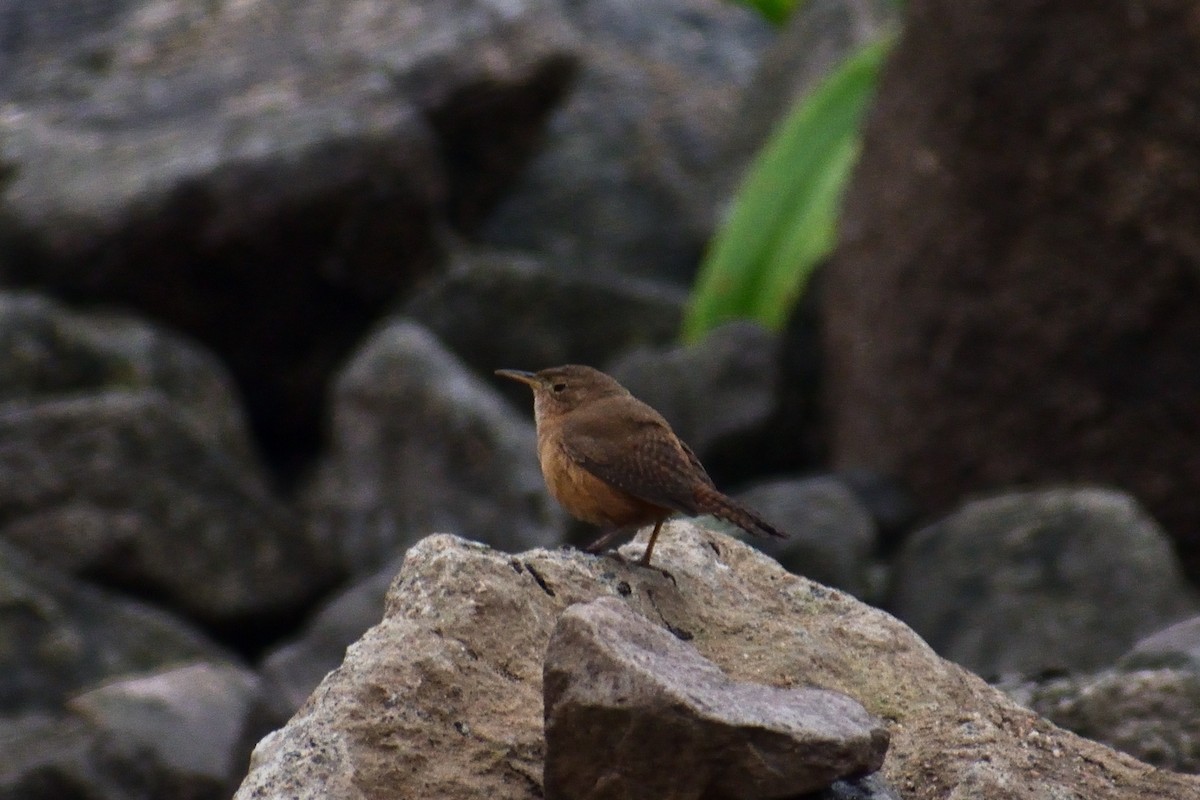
[233,524,1200,800]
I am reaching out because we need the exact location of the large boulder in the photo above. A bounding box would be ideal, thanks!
[233,525,1200,799]
[823,0,1200,579]
[0,538,232,713]
[0,0,578,466]
[0,391,331,626]
[304,319,563,576]
[889,488,1198,678]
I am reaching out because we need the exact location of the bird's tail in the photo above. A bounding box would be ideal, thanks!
[693,485,787,540]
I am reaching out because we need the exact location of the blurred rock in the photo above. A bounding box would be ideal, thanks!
[305,320,562,576]
[1121,614,1200,674]
[812,773,903,800]
[543,597,888,798]
[1017,668,1200,775]
[260,556,403,723]
[0,712,153,800]
[734,475,876,597]
[0,538,231,713]
[233,525,1200,800]
[0,291,254,462]
[0,390,332,627]
[403,249,685,387]
[607,320,779,462]
[69,662,266,799]
[890,488,1199,678]
[0,0,578,470]
[478,0,774,283]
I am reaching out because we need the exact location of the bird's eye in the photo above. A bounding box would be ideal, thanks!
[552,382,567,393]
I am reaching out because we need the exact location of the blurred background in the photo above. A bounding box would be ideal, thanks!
[2,0,1200,797]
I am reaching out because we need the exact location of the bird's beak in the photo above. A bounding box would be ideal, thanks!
[495,369,540,388]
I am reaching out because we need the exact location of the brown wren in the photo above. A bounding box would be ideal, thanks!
[496,365,786,567]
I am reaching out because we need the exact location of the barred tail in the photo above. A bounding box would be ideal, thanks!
[693,485,787,540]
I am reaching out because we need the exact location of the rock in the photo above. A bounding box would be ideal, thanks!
[0,538,231,713]
[260,556,403,723]
[1121,614,1200,673]
[814,773,903,800]
[478,0,773,283]
[606,321,779,462]
[304,319,563,576]
[0,712,154,800]
[1018,668,1200,775]
[69,661,266,798]
[0,0,577,468]
[822,0,1200,582]
[543,597,888,799]
[403,248,686,385]
[733,475,877,597]
[233,524,1200,800]
[0,291,254,462]
[889,488,1198,678]
[0,390,332,626]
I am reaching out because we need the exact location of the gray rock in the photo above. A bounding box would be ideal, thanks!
[233,524,1200,800]
[734,475,877,597]
[1018,668,1200,775]
[0,0,578,463]
[0,537,231,713]
[890,488,1199,678]
[403,248,686,384]
[814,773,903,800]
[69,661,265,798]
[305,319,563,576]
[0,291,254,461]
[0,390,332,626]
[0,712,153,800]
[478,0,774,283]
[260,556,404,723]
[543,597,889,799]
[1121,614,1200,674]
[606,320,779,460]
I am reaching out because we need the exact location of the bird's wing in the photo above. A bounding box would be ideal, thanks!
[561,404,711,516]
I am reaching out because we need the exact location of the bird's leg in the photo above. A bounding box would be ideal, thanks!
[637,519,665,567]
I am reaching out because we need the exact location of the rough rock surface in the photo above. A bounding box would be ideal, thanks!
[543,597,889,799]
[68,662,266,798]
[0,390,331,626]
[734,475,877,598]
[260,555,404,722]
[479,0,773,283]
[0,538,232,713]
[402,249,685,387]
[0,0,578,466]
[1017,668,1200,775]
[890,488,1198,678]
[304,319,563,576]
[233,524,1200,800]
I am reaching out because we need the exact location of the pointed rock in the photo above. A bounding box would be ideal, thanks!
[543,597,888,799]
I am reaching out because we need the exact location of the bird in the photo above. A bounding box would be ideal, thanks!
[496,364,786,567]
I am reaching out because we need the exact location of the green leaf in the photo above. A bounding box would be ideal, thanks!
[734,0,805,26]
[682,33,895,342]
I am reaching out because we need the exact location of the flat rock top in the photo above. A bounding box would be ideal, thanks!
[236,523,1200,800]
